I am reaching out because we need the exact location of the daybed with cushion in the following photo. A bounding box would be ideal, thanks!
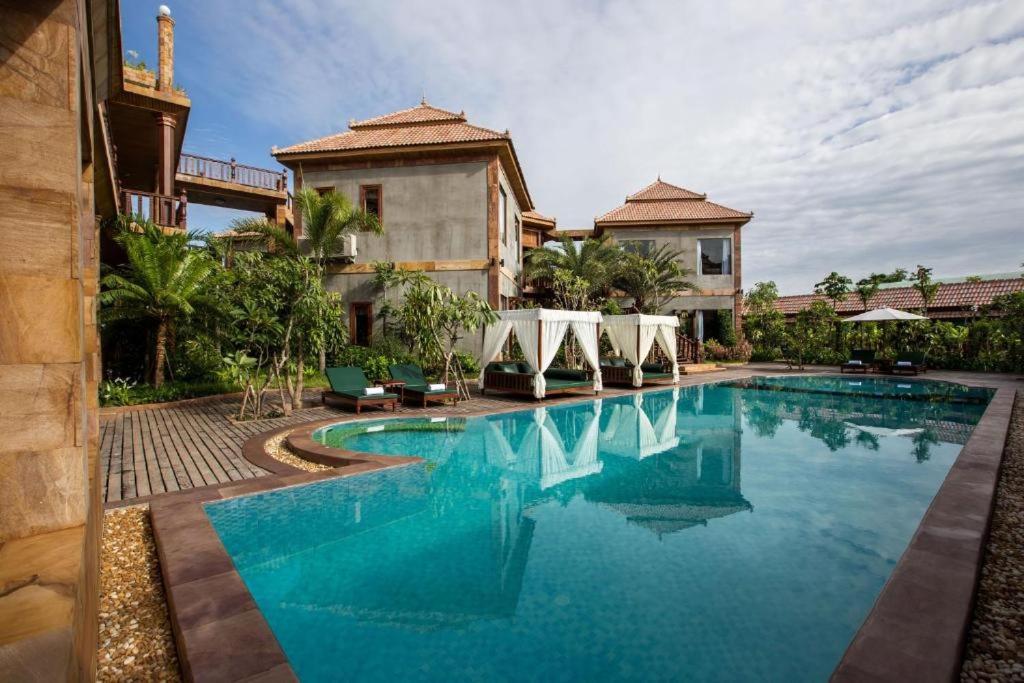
[841,349,875,374]
[891,351,927,376]
[482,362,596,399]
[388,363,459,407]
[600,358,675,387]
[323,366,399,414]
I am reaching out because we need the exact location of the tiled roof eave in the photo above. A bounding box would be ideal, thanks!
[595,216,752,227]
[273,137,509,159]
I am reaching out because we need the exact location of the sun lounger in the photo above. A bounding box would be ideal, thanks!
[891,352,927,376]
[841,349,875,374]
[322,366,399,414]
[388,363,459,407]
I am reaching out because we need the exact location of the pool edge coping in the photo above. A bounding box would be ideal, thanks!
[146,369,1017,682]
[831,383,1016,682]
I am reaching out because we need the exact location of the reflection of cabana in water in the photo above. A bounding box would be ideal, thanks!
[485,404,604,490]
[601,314,680,387]
[588,435,752,537]
[479,308,603,399]
[600,392,680,460]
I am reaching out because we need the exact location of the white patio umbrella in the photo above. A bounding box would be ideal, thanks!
[843,307,927,322]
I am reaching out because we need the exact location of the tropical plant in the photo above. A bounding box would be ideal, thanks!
[911,265,940,314]
[613,244,696,314]
[814,271,852,350]
[744,281,786,360]
[524,235,621,310]
[99,217,221,387]
[392,272,497,399]
[853,277,881,311]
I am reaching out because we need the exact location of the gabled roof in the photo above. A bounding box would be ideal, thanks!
[771,276,1024,319]
[596,179,752,227]
[273,101,533,209]
[522,210,556,230]
[273,103,508,155]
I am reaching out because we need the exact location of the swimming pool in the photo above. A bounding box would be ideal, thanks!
[206,376,992,682]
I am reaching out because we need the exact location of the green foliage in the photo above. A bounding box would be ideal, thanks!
[99,216,222,387]
[99,377,239,407]
[911,265,940,313]
[814,272,853,308]
[704,338,752,362]
[744,281,787,361]
[524,235,621,309]
[717,309,738,347]
[613,244,696,313]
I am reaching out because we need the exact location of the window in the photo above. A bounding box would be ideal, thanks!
[315,186,333,196]
[698,238,732,275]
[513,215,520,248]
[621,239,656,257]
[499,186,508,245]
[349,301,373,347]
[359,184,382,224]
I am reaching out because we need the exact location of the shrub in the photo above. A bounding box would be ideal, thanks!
[704,339,752,362]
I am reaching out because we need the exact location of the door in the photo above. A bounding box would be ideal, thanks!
[350,301,373,346]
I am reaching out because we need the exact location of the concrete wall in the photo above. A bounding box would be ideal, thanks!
[604,225,737,297]
[0,2,103,679]
[303,161,489,262]
[497,165,522,283]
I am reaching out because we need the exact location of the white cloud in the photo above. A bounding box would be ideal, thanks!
[190,0,1024,292]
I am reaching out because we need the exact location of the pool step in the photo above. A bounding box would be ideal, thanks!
[679,363,725,375]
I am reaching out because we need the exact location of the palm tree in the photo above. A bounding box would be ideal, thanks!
[100,218,220,387]
[230,187,383,375]
[523,234,621,309]
[614,244,696,313]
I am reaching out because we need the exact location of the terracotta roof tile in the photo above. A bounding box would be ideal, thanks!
[596,179,751,225]
[349,103,466,128]
[522,210,556,227]
[274,103,507,155]
[772,278,1024,316]
[627,180,706,202]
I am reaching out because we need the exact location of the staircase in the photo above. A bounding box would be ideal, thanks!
[676,332,724,375]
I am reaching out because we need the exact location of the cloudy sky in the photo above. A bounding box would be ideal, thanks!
[123,1,1024,293]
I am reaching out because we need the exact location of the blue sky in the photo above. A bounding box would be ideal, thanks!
[122,1,1024,293]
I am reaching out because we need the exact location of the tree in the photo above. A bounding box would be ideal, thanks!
[613,244,696,314]
[392,273,497,400]
[744,281,787,358]
[524,235,621,310]
[814,272,852,350]
[233,186,383,372]
[911,265,939,314]
[862,268,908,284]
[100,217,220,387]
[853,277,881,311]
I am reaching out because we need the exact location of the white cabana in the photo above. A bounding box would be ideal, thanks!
[843,307,928,322]
[602,314,680,386]
[478,308,603,399]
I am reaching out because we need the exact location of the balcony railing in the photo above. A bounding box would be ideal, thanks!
[177,153,287,192]
[120,189,187,229]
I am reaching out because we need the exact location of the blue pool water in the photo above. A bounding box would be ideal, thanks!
[206,376,992,682]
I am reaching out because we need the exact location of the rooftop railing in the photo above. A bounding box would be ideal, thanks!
[177,153,287,192]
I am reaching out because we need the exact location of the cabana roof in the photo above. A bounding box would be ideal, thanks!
[603,314,679,327]
[497,308,602,323]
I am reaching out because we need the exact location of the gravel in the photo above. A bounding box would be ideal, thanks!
[98,505,181,682]
[962,393,1024,682]
[265,430,331,472]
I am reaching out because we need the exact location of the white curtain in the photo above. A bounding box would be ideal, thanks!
[604,323,631,357]
[632,326,658,386]
[515,319,569,399]
[655,323,680,383]
[604,322,657,386]
[570,321,603,392]
[477,320,514,389]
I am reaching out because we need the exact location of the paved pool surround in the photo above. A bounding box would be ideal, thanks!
[148,368,1017,682]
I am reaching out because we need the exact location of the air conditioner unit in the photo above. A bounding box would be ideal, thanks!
[334,233,357,260]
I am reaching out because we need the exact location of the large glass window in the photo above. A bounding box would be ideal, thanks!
[499,186,508,245]
[621,239,656,257]
[699,238,732,275]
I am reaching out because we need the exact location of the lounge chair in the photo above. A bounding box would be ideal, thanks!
[841,349,875,374]
[600,358,675,387]
[892,351,927,376]
[322,366,399,414]
[388,363,459,407]
[482,362,596,399]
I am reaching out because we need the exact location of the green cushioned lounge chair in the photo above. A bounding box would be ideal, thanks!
[323,366,399,414]
[388,364,459,407]
[841,349,875,374]
[892,351,927,376]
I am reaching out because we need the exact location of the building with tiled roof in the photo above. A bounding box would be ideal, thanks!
[272,101,537,351]
[772,274,1024,320]
[593,179,754,342]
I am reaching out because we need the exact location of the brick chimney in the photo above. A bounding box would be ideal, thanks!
[157,5,174,92]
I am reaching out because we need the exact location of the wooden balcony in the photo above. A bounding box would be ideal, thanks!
[120,189,187,229]
[177,153,286,192]
[175,153,288,214]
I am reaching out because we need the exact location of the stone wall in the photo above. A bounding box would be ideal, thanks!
[0,1,103,679]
